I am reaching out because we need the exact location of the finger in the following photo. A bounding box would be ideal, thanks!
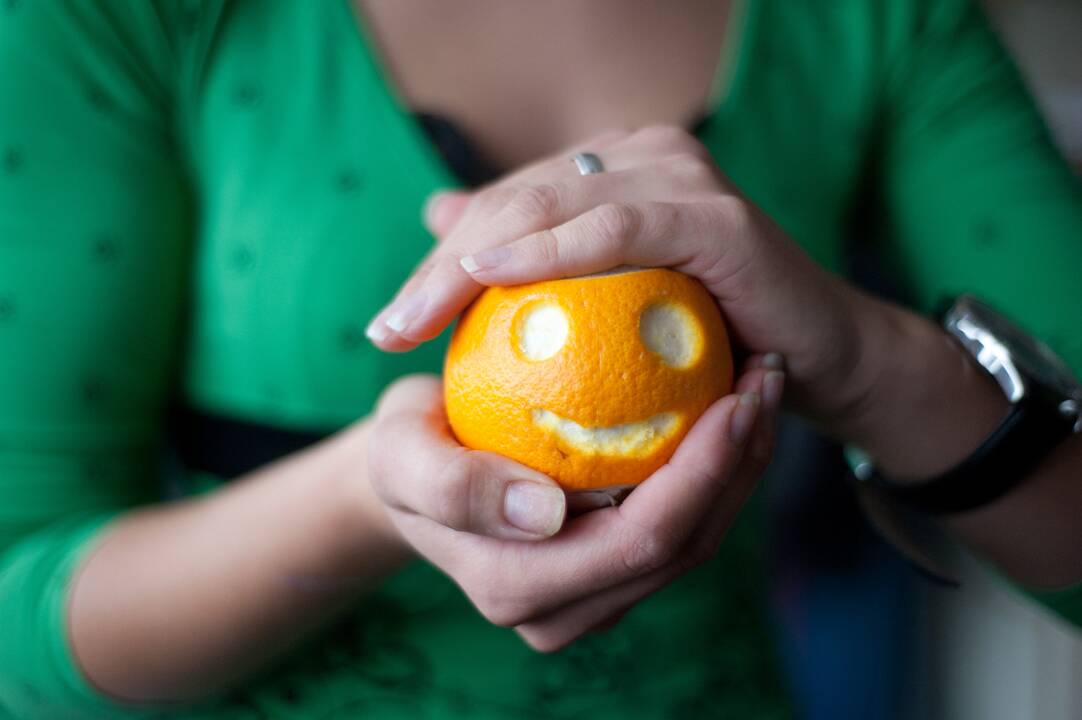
[616,386,759,545]
[367,173,718,351]
[424,190,473,240]
[369,377,566,541]
[514,559,681,652]
[367,127,719,351]
[496,124,712,188]
[400,388,759,625]
[458,199,749,289]
[489,128,633,187]
[425,130,632,243]
[515,372,782,651]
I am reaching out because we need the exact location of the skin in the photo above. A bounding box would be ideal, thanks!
[67,0,1080,705]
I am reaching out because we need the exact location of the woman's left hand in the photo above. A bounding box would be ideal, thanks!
[367,125,876,425]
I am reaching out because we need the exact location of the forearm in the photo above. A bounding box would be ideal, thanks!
[822,294,1082,588]
[68,420,411,704]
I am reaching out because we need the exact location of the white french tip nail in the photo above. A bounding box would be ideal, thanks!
[365,321,389,343]
[382,291,428,334]
[460,255,480,273]
[385,313,408,333]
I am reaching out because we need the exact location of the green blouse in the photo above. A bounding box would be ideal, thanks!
[1,1,1080,718]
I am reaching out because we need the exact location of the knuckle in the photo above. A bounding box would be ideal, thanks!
[669,152,718,186]
[433,451,480,530]
[373,374,433,418]
[715,194,752,231]
[589,202,641,249]
[507,184,562,224]
[635,123,693,150]
[473,185,519,217]
[430,249,466,280]
[518,627,569,654]
[532,228,564,265]
[475,592,532,628]
[618,524,679,575]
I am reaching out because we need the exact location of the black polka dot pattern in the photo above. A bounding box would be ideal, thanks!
[972,219,1000,247]
[232,83,262,108]
[92,234,121,263]
[80,377,106,406]
[336,169,361,193]
[85,84,114,113]
[230,245,255,271]
[339,325,364,351]
[2,146,23,174]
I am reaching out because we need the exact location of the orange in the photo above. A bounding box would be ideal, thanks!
[444,268,733,492]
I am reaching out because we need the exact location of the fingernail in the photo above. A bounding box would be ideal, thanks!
[384,290,428,334]
[459,254,480,273]
[460,246,511,274]
[504,482,566,536]
[365,318,390,344]
[729,393,760,444]
[761,353,785,371]
[762,371,785,410]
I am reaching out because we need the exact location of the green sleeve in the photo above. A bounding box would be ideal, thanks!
[875,0,1082,624]
[0,2,192,716]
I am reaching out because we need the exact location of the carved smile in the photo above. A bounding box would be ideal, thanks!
[531,409,679,457]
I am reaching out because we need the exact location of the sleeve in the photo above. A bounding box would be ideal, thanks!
[873,0,1082,624]
[0,1,193,716]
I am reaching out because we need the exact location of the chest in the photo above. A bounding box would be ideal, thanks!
[177,0,867,429]
[353,0,733,170]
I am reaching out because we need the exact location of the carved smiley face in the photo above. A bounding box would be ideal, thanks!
[445,268,732,492]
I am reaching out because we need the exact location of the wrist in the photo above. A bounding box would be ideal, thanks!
[782,281,885,429]
[828,296,1008,480]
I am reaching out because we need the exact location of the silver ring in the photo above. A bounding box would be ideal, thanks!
[571,152,605,175]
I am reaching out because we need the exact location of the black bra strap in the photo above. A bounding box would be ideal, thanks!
[172,407,331,480]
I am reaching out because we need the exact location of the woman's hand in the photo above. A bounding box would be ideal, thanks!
[366,126,874,426]
[367,360,783,651]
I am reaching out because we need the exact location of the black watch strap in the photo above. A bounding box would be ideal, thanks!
[858,393,1071,514]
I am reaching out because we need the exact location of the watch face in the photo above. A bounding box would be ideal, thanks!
[958,297,1082,401]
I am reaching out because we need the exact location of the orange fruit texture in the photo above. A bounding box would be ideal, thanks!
[444,267,733,493]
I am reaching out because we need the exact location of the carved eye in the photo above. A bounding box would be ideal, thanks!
[515,301,569,361]
[639,302,702,368]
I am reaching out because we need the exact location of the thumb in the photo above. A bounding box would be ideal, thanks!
[423,190,472,240]
[369,375,566,540]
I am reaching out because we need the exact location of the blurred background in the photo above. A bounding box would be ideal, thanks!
[767,2,1082,719]
[912,2,1082,719]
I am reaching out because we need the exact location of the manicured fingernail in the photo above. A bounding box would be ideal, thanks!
[763,371,785,410]
[365,318,390,343]
[761,353,785,371]
[504,482,565,536]
[460,246,511,274]
[384,290,428,334]
[729,393,760,443]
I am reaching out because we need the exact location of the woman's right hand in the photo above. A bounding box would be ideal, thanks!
[366,362,782,652]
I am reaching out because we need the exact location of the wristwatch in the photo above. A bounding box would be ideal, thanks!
[848,295,1082,515]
